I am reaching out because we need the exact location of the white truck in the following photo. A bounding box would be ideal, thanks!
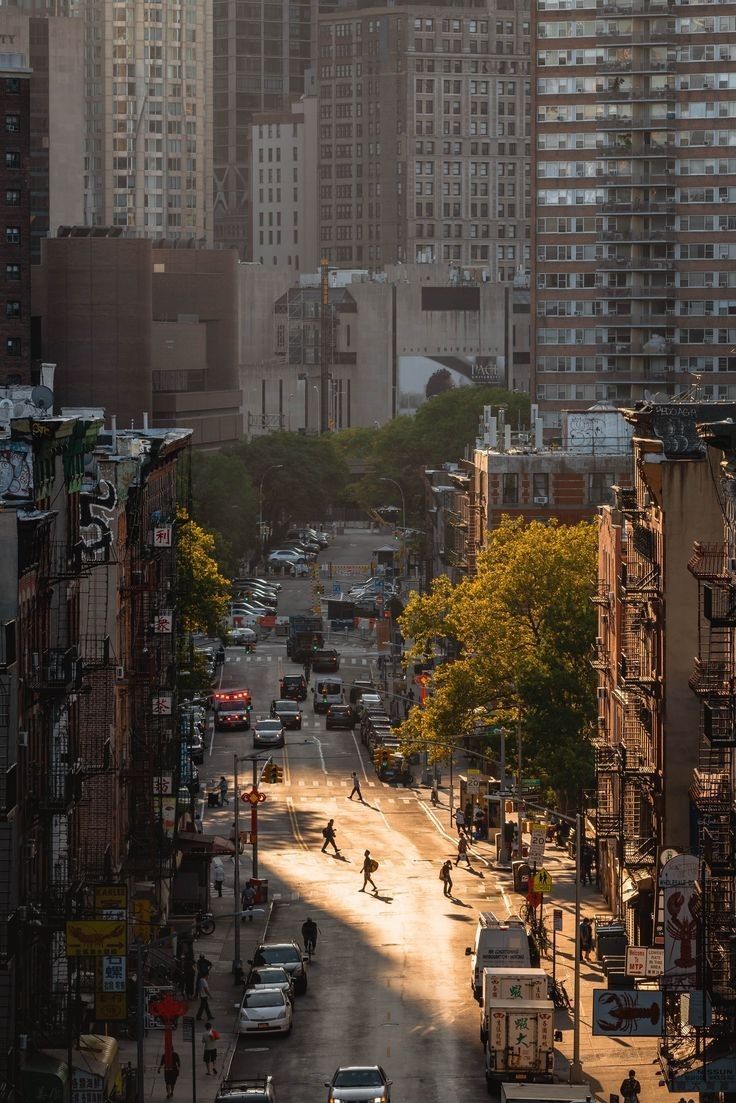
[500,1085,594,1103]
[466,911,532,1000]
[480,968,550,1043]
[484,997,556,1088]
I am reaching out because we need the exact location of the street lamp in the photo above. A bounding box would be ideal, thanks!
[378,476,406,530]
[258,464,283,557]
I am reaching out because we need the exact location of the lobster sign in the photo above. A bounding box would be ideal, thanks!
[593,990,664,1037]
[660,853,700,988]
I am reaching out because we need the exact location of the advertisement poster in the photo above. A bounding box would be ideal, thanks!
[660,853,700,988]
[593,990,664,1037]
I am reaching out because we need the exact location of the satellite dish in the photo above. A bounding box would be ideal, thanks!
[31,386,54,412]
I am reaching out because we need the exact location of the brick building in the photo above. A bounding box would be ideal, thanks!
[0,52,31,385]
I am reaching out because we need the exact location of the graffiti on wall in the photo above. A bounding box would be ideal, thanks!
[80,479,117,560]
[0,444,33,500]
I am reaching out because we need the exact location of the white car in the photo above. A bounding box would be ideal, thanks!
[268,550,306,565]
[237,987,293,1035]
[245,965,295,1002]
[324,1066,392,1103]
[232,627,257,646]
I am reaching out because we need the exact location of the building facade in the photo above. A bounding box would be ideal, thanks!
[213,0,316,257]
[251,92,319,271]
[316,0,530,278]
[532,0,736,434]
[0,50,30,384]
[82,0,213,243]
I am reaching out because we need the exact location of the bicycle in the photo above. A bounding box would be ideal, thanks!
[194,911,215,938]
[548,976,572,1011]
[531,916,551,958]
[518,901,536,924]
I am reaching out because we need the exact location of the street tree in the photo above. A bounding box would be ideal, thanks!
[176,512,231,636]
[235,432,350,529]
[191,452,258,575]
[398,516,598,803]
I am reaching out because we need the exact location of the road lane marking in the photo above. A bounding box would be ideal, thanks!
[283,741,292,785]
[312,734,328,775]
[286,796,309,851]
[373,799,391,831]
[350,731,369,780]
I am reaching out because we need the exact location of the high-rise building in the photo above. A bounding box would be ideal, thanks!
[213,0,316,257]
[250,89,319,271]
[532,0,736,435]
[0,51,31,384]
[83,0,213,243]
[316,0,531,277]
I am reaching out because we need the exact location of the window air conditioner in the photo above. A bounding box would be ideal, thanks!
[116,665,125,680]
[533,496,549,504]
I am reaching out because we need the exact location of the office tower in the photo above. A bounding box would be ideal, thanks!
[213,0,316,257]
[0,52,31,383]
[83,0,213,242]
[533,0,736,435]
[316,1,530,277]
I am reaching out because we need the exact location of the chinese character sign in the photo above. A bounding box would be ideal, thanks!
[153,526,172,547]
[151,694,173,716]
[153,774,173,796]
[154,612,173,634]
[102,955,126,993]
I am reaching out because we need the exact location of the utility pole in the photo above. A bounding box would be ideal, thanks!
[320,258,330,433]
[569,811,585,1084]
[516,706,523,858]
[233,754,241,977]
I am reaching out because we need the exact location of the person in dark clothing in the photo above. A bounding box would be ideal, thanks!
[321,818,340,855]
[440,860,453,897]
[303,658,311,684]
[579,917,594,962]
[196,953,212,979]
[301,917,318,954]
[619,1071,641,1103]
[581,846,594,885]
[182,954,196,999]
[159,1051,181,1098]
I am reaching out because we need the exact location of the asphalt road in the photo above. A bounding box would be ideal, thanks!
[204,530,502,1102]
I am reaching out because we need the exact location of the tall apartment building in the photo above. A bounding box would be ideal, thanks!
[316,0,530,277]
[533,0,736,435]
[0,51,30,384]
[250,91,319,271]
[213,0,316,257]
[83,0,213,243]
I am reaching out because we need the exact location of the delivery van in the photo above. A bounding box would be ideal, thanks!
[466,912,531,999]
[480,968,549,1043]
[485,998,555,1086]
[500,1085,594,1103]
[313,676,343,713]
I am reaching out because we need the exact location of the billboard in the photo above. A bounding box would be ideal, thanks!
[593,990,663,1037]
[660,853,700,988]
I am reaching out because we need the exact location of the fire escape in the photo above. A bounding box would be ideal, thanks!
[594,486,660,925]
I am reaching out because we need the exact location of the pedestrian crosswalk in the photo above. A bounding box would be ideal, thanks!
[229,654,372,665]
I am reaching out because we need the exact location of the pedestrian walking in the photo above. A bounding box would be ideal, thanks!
[620,1071,641,1103]
[360,849,378,893]
[581,845,594,886]
[158,1050,181,1098]
[218,775,229,805]
[440,859,453,897]
[579,917,594,962]
[182,953,196,999]
[349,771,363,801]
[241,882,255,921]
[201,1023,219,1075]
[456,835,471,866]
[212,857,225,897]
[195,973,213,1020]
[454,806,468,838]
[473,805,484,839]
[303,658,312,684]
[196,953,212,979]
[321,818,340,854]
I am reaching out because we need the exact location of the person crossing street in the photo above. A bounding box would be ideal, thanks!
[321,818,340,855]
[349,771,363,801]
[360,849,379,893]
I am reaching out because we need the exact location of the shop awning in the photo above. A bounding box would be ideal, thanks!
[177,832,234,856]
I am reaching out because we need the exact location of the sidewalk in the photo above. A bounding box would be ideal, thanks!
[418,787,662,1102]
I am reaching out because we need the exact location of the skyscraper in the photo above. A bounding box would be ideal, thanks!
[532,0,736,435]
[83,0,213,242]
[316,0,531,278]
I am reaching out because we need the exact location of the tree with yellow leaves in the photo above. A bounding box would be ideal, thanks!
[176,511,231,636]
[399,517,598,802]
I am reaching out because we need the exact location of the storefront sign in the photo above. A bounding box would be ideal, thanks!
[593,990,663,1037]
[66,920,126,957]
[660,853,700,988]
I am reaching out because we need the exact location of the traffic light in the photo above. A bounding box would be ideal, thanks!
[272,765,284,783]
[260,760,274,784]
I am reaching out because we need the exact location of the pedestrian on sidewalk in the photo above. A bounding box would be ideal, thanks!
[440,860,453,897]
[349,771,363,801]
[241,882,255,921]
[195,974,213,1020]
[321,818,340,854]
[196,953,212,980]
[620,1071,641,1103]
[472,805,484,839]
[212,857,225,897]
[454,806,468,838]
[201,1023,219,1075]
[581,845,594,885]
[158,1050,181,1098]
[218,775,229,805]
[455,835,471,867]
[360,849,378,893]
[182,953,196,999]
[579,916,594,962]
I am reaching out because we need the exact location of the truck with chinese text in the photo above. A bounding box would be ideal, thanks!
[484,998,556,1088]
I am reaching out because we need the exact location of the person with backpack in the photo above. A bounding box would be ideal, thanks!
[619,1071,641,1103]
[360,849,379,893]
[440,859,454,897]
[321,818,340,855]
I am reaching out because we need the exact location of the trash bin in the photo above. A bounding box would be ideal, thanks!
[512,860,531,893]
[596,921,627,963]
[207,790,220,808]
[248,877,269,905]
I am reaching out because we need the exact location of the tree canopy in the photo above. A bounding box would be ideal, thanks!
[191,452,258,577]
[176,511,231,636]
[398,516,598,804]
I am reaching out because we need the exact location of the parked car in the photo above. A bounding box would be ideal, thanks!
[214,1078,276,1103]
[253,717,285,748]
[249,942,308,994]
[325,704,355,730]
[232,627,258,648]
[235,576,281,592]
[270,699,303,730]
[244,965,295,1003]
[280,674,308,701]
[236,987,293,1035]
[324,1067,392,1103]
[267,551,308,568]
[187,731,205,763]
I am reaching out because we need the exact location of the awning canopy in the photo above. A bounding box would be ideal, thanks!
[178,832,234,856]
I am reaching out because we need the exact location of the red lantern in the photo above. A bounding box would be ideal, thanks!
[149,993,189,1070]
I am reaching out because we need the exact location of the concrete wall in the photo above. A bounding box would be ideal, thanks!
[46,15,84,234]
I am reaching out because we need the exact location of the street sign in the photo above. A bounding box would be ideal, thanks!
[553,908,563,932]
[466,768,481,795]
[522,777,541,789]
[182,1016,194,1043]
[533,868,553,894]
[626,946,665,977]
[528,823,546,864]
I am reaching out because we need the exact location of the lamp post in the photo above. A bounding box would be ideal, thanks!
[258,463,283,558]
[378,476,406,530]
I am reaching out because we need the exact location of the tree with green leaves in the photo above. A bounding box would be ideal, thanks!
[191,452,258,576]
[398,516,598,804]
[177,512,231,636]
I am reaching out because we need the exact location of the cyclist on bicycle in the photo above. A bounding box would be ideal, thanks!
[301,917,318,955]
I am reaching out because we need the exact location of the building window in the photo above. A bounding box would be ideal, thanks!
[5,301,20,319]
[588,472,615,505]
[6,337,21,356]
[5,227,20,245]
[532,473,549,502]
[5,78,20,95]
[502,473,519,505]
[6,263,20,281]
[5,114,20,133]
[5,189,20,206]
[4,151,20,170]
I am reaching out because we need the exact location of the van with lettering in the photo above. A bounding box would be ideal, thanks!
[313,677,343,714]
[466,911,531,1000]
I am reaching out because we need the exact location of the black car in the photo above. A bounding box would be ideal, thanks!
[312,648,340,673]
[270,699,303,730]
[280,674,308,701]
[325,704,355,730]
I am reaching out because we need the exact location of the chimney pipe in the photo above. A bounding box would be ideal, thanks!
[111,415,117,451]
[143,411,149,430]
